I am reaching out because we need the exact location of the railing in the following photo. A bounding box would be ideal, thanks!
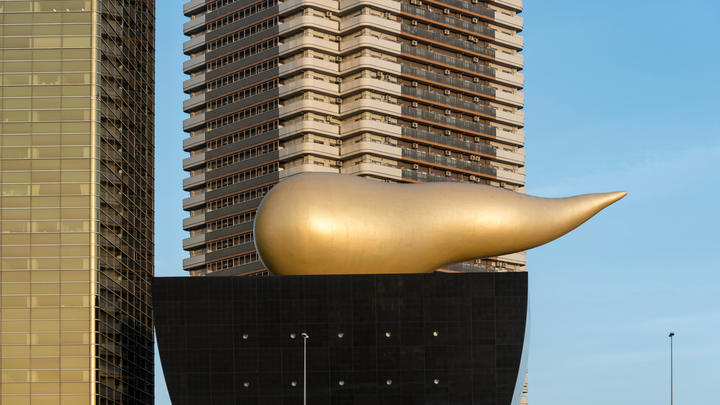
[402,25,495,58]
[401,168,449,182]
[401,44,495,78]
[401,3,495,38]
[402,86,496,117]
[401,65,496,98]
[440,262,500,273]
[401,127,497,156]
[402,148,497,176]
[423,0,495,19]
[401,105,497,137]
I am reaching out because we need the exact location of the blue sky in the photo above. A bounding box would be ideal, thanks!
[153,0,720,403]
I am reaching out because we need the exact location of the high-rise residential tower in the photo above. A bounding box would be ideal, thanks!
[0,1,155,404]
[182,0,524,276]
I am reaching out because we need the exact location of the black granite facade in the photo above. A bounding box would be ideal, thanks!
[154,273,527,405]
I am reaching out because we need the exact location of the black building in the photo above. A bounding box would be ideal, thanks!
[154,273,528,404]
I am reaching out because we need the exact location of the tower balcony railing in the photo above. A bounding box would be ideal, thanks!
[401,44,495,78]
[401,147,497,177]
[401,105,496,137]
[401,127,497,156]
[339,0,400,13]
[424,0,494,19]
[402,86,497,117]
[402,25,495,59]
[401,3,495,39]
[340,12,401,33]
[401,65,496,99]
[401,167,458,183]
[341,76,401,96]
[279,35,338,56]
[280,14,338,35]
[279,57,338,76]
[340,55,400,75]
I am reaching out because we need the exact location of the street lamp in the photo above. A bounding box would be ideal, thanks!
[301,332,309,405]
[668,332,674,405]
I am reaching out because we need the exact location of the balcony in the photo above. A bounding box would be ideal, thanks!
[401,45,495,78]
[279,141,339,160]
[183,132,206,151]
[340,13,401,33]
[279,98,339,117]
[401,127,497,156]
[183,14,205,35]
[498,251,526,265]
[401,168,452,183]
[494,30,523,49]
[425,0,494,19]
[341,119,401,137]
[184,0,206,16]
[341,76,401,96]
[341,162,402,179]
[280,163,339,178]
[494,69,524,88]
[493,12,524,31]
[340,97,401,117]
[401,65,496,99]
[340,139,402,159]
[183,112,205,132]
[280,14,338,35]
[494,89,524,106]
[183,193,206,210]
[279,35,338,55]
[183,93,205,113]
[495,108,524,126]
[340,34,401,55]
[184,73,206,93]
[491,0,522,12]
[493,49,523,68]
[495,147,524,165]
[403,25,495,59]
[402,148,496,177]
[495,128,524,146]
[183,234,206,250]
[183,254,205,270]
[401,106,496,137]
[495,166,524,184]
[183,213,205,230]
[183,33,206,55]
[183,152,206,170]
[340,56,400,75]
[279,120,339,138]
[183,54,205,74]
[401,4,495,39]
[183,172,206,190]
[280,57,338,76]
[280,78,339,97]
[280,0,339,15]
[403,86,497,118]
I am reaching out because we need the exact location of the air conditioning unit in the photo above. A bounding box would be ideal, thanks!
[473,77,480,83]
[470,155,477,161]
[335,35,341,41]
[469,175,477,181]
[411,122,418,128]
[444,129,452,135]
[412,143,419,148]
[411,101,418,107]
[445,109,452,115]
[469,36,476,42]
[473,97,480,103]
[443,8,450,14]
[445,170,452,177]
[411,81,418,87]
[336,139,342,145]
[473,57,480,63]
[411,40,418,46]
[444,150,451,156]
[410,0,421,4]
[326,11,333,17]
[412,163,419,170]
[472,17,478,23]
[443,29,450,35]
[334,98,342,104]
[473,116,481,122]
[336,161,343,167]
[444,89,451,95]
[335,77,342,83]
[444,69,451,75]
[335,56,342,62]
[474,137,480,143]
[411,19,418,26]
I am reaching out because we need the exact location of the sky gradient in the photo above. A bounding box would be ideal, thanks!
[154,0,720,403]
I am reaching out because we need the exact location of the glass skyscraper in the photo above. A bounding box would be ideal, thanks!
[0,1,154,404]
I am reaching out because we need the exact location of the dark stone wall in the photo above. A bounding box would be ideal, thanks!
[154,273,527,405]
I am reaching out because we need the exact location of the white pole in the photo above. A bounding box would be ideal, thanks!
[301,332,309,405]
[669,332,674,405]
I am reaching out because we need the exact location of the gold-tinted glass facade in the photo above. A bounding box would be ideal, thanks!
[0,0,154,404]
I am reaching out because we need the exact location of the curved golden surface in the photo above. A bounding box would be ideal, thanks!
[254,173,626,275]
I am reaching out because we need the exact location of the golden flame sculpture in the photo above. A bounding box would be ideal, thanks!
[254,173,626,275]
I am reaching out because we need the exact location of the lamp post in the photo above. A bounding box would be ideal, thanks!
[668,332,674,405]
[301,332,309,405]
